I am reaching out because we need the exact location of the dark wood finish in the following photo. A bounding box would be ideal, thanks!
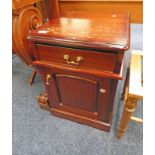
[33,60,123,80]
[36,44,117,72]
[28,13,129,51]
[28,12,130,131]
[45,0,60,19]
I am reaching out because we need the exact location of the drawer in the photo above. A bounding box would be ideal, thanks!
[36,44,117,72]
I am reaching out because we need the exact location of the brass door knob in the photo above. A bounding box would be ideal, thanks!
[100,88,106,94]
[46,74,51,85]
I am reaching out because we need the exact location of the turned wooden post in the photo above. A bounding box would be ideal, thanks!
[117,50,143,139]
[117,97,138,139]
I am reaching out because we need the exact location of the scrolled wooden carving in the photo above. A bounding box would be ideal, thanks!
[13,6,43,65]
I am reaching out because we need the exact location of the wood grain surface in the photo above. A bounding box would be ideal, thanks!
[28,12,130,51]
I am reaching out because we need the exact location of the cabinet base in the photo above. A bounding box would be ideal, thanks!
[37,93,111,132]
[51,108,111,132]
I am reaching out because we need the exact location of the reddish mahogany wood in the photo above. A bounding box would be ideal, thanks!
[36,44,117,73]
[59,104,98,119]
[33,60,124,80]
[55,74,98,112]
[27,12,130,131]
[45,0,60,19]
[36,66,113,131]
[28,13,130,52]
[12,3,43,65]
[51,108,111,131]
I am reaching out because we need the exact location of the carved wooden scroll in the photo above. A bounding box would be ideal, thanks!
[12,5,43,65]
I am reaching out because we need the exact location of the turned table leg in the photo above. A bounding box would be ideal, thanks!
[117,97,138,139]
[122,68,129,100]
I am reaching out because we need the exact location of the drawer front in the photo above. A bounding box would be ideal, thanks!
[36,44,117,72]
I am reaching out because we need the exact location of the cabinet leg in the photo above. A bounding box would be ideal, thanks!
[29,70,37,85]
[37,93,50,111]
[117,97,138,139]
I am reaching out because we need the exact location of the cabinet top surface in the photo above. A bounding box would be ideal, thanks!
[28,12,130,51]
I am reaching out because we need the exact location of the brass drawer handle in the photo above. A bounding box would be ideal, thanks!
[46,74,51,85]
[63,54,83,65]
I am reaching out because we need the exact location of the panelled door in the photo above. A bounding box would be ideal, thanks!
[39,67,112,122]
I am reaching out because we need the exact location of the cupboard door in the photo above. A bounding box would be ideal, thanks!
[55,74,98,113]
[40,67,112,121]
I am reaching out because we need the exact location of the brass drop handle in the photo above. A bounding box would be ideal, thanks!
[63,54,83,65]
[46,74,51,85]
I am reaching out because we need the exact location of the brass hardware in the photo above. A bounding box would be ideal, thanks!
[100,88,106,94]
[46,74,51,85]
[63,54,83,65]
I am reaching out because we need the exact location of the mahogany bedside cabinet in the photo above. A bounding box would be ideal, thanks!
[27,13,130,132]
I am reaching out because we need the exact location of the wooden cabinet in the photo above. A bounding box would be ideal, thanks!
[27,12,130,131]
